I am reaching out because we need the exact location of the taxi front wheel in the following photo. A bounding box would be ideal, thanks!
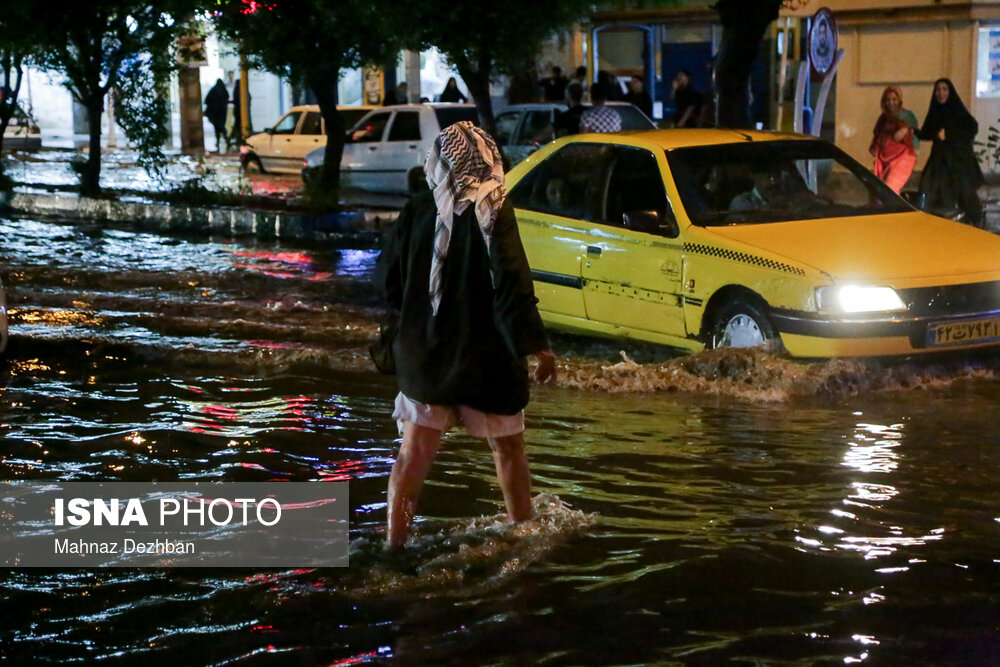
[711,299,777,349]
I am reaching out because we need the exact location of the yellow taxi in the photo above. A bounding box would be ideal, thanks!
[506,129,1000,358]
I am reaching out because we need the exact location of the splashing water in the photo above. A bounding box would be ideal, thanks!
[343,494,596,599]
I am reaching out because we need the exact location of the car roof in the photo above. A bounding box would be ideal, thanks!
[378,103,477,109]
[285,104,379,113]
[562,128,812,150]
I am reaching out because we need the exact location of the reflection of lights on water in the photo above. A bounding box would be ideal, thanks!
[228,250,334,281]
[842,422,903,474]
[835,528,945,559]
[863,592,885,605]
[126,432,146,446]
[848,482,898,504]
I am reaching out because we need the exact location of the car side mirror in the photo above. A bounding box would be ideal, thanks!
[623,209,679,238]
[265,127,275,135]
[901,190,925,210]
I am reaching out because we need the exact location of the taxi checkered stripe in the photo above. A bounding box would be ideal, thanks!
[683,243,805,276]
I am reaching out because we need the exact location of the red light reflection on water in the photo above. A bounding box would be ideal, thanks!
[317,460,367,481]
[188,396,320,435]
[227,249,333,281]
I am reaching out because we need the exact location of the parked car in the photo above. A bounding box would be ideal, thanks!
[506,129,1000,358]
[495,102,656,166]
[239,104,377,174]
[301,103,479,194]
[1,274,8,354]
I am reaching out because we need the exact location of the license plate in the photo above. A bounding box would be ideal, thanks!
[926,316,1000,347]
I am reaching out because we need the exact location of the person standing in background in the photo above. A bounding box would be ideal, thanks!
[916,78,984,226]
[554,82,586,137]
[540,66,569,103]
[438,77,467,103]
[625,75,653,119]
[579,83,622,134]
[869,85,919,194]
[204,79,230,153]
[671,70,702,128]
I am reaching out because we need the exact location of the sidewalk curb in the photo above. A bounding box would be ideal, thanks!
[0,190,398,245]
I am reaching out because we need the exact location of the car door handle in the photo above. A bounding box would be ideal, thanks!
[408,144,418,149]
[368,146,378,151]
[587,245,602,256]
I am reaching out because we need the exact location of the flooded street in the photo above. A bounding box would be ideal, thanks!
[1,215,999,664]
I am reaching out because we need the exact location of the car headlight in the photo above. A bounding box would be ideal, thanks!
[816,285,907,313]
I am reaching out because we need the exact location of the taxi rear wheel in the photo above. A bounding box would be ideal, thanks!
[711,299,776,349]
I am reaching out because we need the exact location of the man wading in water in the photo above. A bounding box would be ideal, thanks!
[374,121,557,550]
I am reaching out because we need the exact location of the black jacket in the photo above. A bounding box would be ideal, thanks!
[374,192,549,414]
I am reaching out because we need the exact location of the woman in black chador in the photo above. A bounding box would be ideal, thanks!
[916,78,984,227]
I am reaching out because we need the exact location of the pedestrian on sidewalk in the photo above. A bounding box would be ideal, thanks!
[373,120,556,551]
[204,79,230,153]
[438,77,467,103]
[916,78,984,226]
[869,85,919,194]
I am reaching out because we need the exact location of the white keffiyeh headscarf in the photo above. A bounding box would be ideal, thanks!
[423,120,506,316]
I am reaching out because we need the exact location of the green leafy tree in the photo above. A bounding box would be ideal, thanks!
[214,0,405,192]
[30,1,193,195]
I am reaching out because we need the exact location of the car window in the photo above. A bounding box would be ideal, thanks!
[299,112,322,135]
[388,111,421,141]
[612,104,656,129]
[338,108,372,133]
[433,107,480,130]
[601,146,669,229]
[518,110,554,145]
[508,143,611,221]
[495,112,519,145]
[272,111,302,135]
[350,112,390,142]
[667,140,912,225]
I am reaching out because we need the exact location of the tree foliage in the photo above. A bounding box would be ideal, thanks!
[213,0,407,192]
[30,1,193,194]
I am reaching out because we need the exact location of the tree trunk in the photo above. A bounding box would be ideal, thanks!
[0,55,25,182]
[456,54,496,146]
[713,0,781,129]
[313,82,343,193]
[83,96,104,195]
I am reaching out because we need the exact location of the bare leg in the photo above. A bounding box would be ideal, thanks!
[488,432,535,523]
[386,422,442,550]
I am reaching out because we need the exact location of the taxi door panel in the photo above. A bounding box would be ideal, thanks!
[579,145,686,337]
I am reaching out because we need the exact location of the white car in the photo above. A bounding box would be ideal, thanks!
[1,274,8,354]
[301,103,479,194]
[239,104,377,174]
[495,102,657,165]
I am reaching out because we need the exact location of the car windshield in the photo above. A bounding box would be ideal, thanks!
[666,140,912,226]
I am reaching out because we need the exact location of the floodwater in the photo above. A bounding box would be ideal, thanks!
[1,215,999,665]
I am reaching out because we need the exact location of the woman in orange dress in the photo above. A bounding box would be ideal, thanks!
[869,85,919,194]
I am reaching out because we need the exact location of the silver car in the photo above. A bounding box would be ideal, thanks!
[302,104,480,194]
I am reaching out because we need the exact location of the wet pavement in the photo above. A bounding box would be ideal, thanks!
[2,213,1000,664]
